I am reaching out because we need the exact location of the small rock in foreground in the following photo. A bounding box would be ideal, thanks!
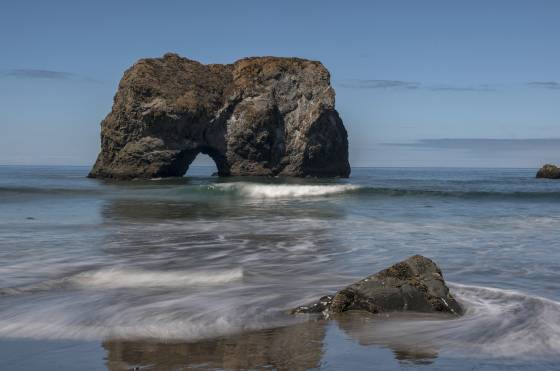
[293,255,463,316]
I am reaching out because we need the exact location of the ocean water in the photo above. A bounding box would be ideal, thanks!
[1,165,559,370]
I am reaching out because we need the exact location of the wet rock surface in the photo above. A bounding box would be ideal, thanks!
[536,164,560,179]
[293,255,463,316]
[89,53,350,179]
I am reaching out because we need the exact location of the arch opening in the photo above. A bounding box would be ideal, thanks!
[186,153,217,177]
[178,147,230,177]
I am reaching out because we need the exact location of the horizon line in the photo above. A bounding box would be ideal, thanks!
[0,163,544,170]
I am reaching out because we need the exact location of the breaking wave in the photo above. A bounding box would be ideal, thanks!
[211,183,361,198]
[208,183,560,200]
[4,181,560,202]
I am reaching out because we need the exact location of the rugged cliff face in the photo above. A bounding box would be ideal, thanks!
[89,53,350,179]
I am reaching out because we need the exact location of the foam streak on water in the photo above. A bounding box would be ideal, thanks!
[0,268,243,295]
[351,283,560,359]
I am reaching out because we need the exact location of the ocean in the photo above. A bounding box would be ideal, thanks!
[0,165,559,370]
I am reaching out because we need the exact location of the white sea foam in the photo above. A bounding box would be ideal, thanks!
[0,306,263,341]
[0,288,283,341]
[71,268,243,289]
[0,268,243,295]
[1,280,560,360]
[451,283,560,350]
[213,183,360,198]
[387,283,560,358]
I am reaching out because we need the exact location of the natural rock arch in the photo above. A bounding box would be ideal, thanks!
[164,146,227,177]
[89,53,350,179]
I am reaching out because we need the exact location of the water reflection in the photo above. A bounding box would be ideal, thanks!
[333,312,440,365]
[104,321,326,371]
[101,198,344,221]
[103,314,443,370]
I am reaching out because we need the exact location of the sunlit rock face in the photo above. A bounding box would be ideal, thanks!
[89,53,350,179]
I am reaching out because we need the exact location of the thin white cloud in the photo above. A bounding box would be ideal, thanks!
[385,138,560,151]
[338,79,420,90]
[527,81,560,90]
[337,79,496,92]
[2,69,100,83]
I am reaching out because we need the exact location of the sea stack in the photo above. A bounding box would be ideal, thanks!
[89,53,350,179]
[293,255,463,316]
[536,164,560,179]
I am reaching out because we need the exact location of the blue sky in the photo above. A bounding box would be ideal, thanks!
[1,0,559,167]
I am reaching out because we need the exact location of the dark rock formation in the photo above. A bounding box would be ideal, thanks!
[536,164,560,179]
[89,53,350,179]
[293,255,463,316]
